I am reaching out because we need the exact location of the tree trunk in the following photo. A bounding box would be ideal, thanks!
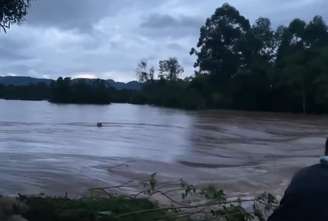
[302,88,307,114]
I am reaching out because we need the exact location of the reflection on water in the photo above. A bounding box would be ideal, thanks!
[0,100,196,195]
[0,100,328,196]
[0,100,192,162]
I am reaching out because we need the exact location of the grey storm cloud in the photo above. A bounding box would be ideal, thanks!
[0,0,326,81]
[141,14,202,30]
[140,14,203,38]
[26,0,165,31]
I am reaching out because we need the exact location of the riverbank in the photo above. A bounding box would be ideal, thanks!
[2,76,328,113]
[0,180,277,221]
[0,195,172,221]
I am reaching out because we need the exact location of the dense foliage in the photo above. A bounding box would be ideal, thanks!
[133,4,328,113]
[0,0,30,31]
[0,195,172,221]
[21,196,170,221]
[50,78,111,104]
[0,78,112,104]
[0,83,51,100]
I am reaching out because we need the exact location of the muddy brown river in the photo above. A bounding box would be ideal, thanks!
[0,100,327,197]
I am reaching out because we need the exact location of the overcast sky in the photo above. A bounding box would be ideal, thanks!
[0,0,327,82]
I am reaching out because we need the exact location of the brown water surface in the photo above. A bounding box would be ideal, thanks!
[0,100,326,196]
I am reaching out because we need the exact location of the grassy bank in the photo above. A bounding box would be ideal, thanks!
[0,174,278,221]
[1,195,176,221]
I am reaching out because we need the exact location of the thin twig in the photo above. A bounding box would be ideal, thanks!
[115,198,258,218]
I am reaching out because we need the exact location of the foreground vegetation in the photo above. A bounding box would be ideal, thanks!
[0,174,278,221]
[1,196,172,221]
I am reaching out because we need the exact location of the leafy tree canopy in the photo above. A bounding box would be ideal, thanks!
[0,0,30,31]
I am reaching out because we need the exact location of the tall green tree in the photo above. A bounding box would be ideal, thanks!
[276,19,307,62]
[230,17,276,110]
[158,57,184,81]
[304,16,328,48]
[191,3,251,80]
[136,60,155,82]
[311,47,328,112]
[275,17,328,113]
[251,17,276,62]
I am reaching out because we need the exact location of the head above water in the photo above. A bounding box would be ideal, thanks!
[325,138,328,156]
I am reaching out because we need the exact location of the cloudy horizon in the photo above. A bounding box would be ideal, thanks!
[0,0,327,82]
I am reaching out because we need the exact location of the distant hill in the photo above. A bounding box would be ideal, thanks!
[0,76,142,91]
[106,79,142,91]
[0,76,52,86]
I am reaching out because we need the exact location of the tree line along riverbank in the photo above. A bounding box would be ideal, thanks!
[2,3,328,112]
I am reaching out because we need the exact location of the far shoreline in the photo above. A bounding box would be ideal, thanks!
[1,98,327,117]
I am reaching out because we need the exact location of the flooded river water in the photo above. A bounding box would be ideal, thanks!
[0,100,327,196]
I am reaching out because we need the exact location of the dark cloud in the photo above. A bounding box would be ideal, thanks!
[0,0,325,81]
[0,48,30,61]
[25,0,165,31]
[141,14,201,29]
[140,14,202,38]
[25,0,113,31]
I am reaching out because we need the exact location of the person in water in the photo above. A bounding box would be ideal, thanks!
[268,138,328,221]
